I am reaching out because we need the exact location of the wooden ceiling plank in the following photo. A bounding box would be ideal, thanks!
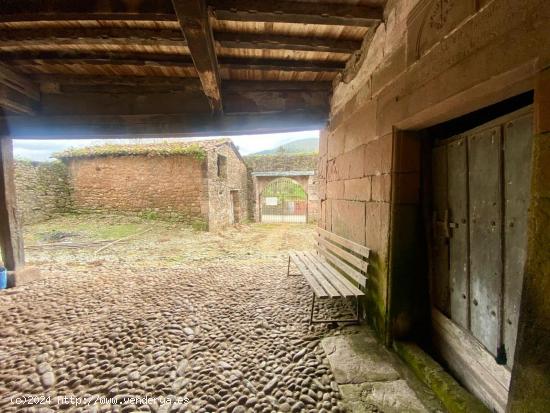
[0,63,40,101]
[172,0,223,115]
[215,32,360,54]
[209,0,383,27]
[0,84,36,115]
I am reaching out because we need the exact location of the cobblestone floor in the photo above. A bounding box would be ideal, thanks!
[0,218,352,413]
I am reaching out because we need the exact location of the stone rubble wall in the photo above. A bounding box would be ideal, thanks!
[244,153,318,173]
[206,144,249,231]
[14,160,73,225]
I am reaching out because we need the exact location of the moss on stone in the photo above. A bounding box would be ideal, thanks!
[55,142,208,161]
[393,341,490,413]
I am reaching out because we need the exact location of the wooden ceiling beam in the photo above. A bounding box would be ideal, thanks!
[5,53,343,73]
[0,0,176,22]
[1,111,327,139]
[221,57,344,73]
[0,28,186,46]
[209,0,383,27]
[0,28,359,54]
[172,0,223,115]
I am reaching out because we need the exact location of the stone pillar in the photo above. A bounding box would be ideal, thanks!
[506,67,550,412]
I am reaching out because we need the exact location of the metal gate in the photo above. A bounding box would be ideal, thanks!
[430,107,533,411]
[260,177,307,223]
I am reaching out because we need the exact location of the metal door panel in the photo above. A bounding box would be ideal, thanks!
[447,138,469,329]
[503,114,533,367]
[431,145,450,315]
[468,126,502,355]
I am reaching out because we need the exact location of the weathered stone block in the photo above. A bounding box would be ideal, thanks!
[328,126,346,160]
[331,199,366,245]
[371,174,392,202]
[372,45,407,98]
[327,180,345,200]
[344,100,378,152]
[364,139,382,176]
[319,128,329,156]
[344,177,371,202]
[327,159,339,182]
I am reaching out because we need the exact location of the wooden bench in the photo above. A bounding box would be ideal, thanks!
[288,227,369,324]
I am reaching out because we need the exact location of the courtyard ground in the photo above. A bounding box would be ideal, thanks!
[0,215,353,413]
[0,215,443,412]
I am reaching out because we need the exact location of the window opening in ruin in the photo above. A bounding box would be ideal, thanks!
[217,155,227,179]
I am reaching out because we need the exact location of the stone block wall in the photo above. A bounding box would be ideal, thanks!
[14,160,72,225]
[66,155,207,222]
[320,0,550,342]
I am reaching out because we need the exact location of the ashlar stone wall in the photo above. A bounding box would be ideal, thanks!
[319,0,550,342]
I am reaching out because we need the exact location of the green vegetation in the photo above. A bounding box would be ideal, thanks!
[262,178,307,200]
[54,142,207,161]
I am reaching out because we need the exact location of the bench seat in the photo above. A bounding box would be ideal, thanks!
[288,228,370,324]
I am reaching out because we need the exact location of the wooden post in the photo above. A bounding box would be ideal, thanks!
[0,133,25,272]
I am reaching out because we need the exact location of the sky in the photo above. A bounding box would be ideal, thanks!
[13,130,320,162]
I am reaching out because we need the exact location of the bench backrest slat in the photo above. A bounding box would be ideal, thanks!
[316,244,367,288]
[315,234,369,272]
[314,228,369,289]
[317,227,370,257]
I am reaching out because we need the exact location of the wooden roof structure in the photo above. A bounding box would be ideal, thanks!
[0,0,385,138]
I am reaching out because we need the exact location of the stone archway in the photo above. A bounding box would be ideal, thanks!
[251,171,318,223]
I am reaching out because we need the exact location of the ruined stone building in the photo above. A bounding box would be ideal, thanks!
[58,140,248,230]
[1,0,549,411]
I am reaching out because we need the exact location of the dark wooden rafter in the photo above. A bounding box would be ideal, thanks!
[4,54,344,73]
[214,32,359,54]
[0,28,359,54]
[0,0,383,27]
[172,0,222,115]
[31,75,331,92]
[221,57,343,72]
[1,111,327,139]
[208,0,383,27]
[0,63,40,115]
[0,28,187,46]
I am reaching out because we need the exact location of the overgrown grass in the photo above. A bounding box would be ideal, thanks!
[54,142,208,161]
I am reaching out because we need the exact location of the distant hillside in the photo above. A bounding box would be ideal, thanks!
[253,138,319,155]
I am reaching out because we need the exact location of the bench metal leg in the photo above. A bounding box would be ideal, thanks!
[309,293,315,325]
[309,295,361,325]
[287,255,301,276]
